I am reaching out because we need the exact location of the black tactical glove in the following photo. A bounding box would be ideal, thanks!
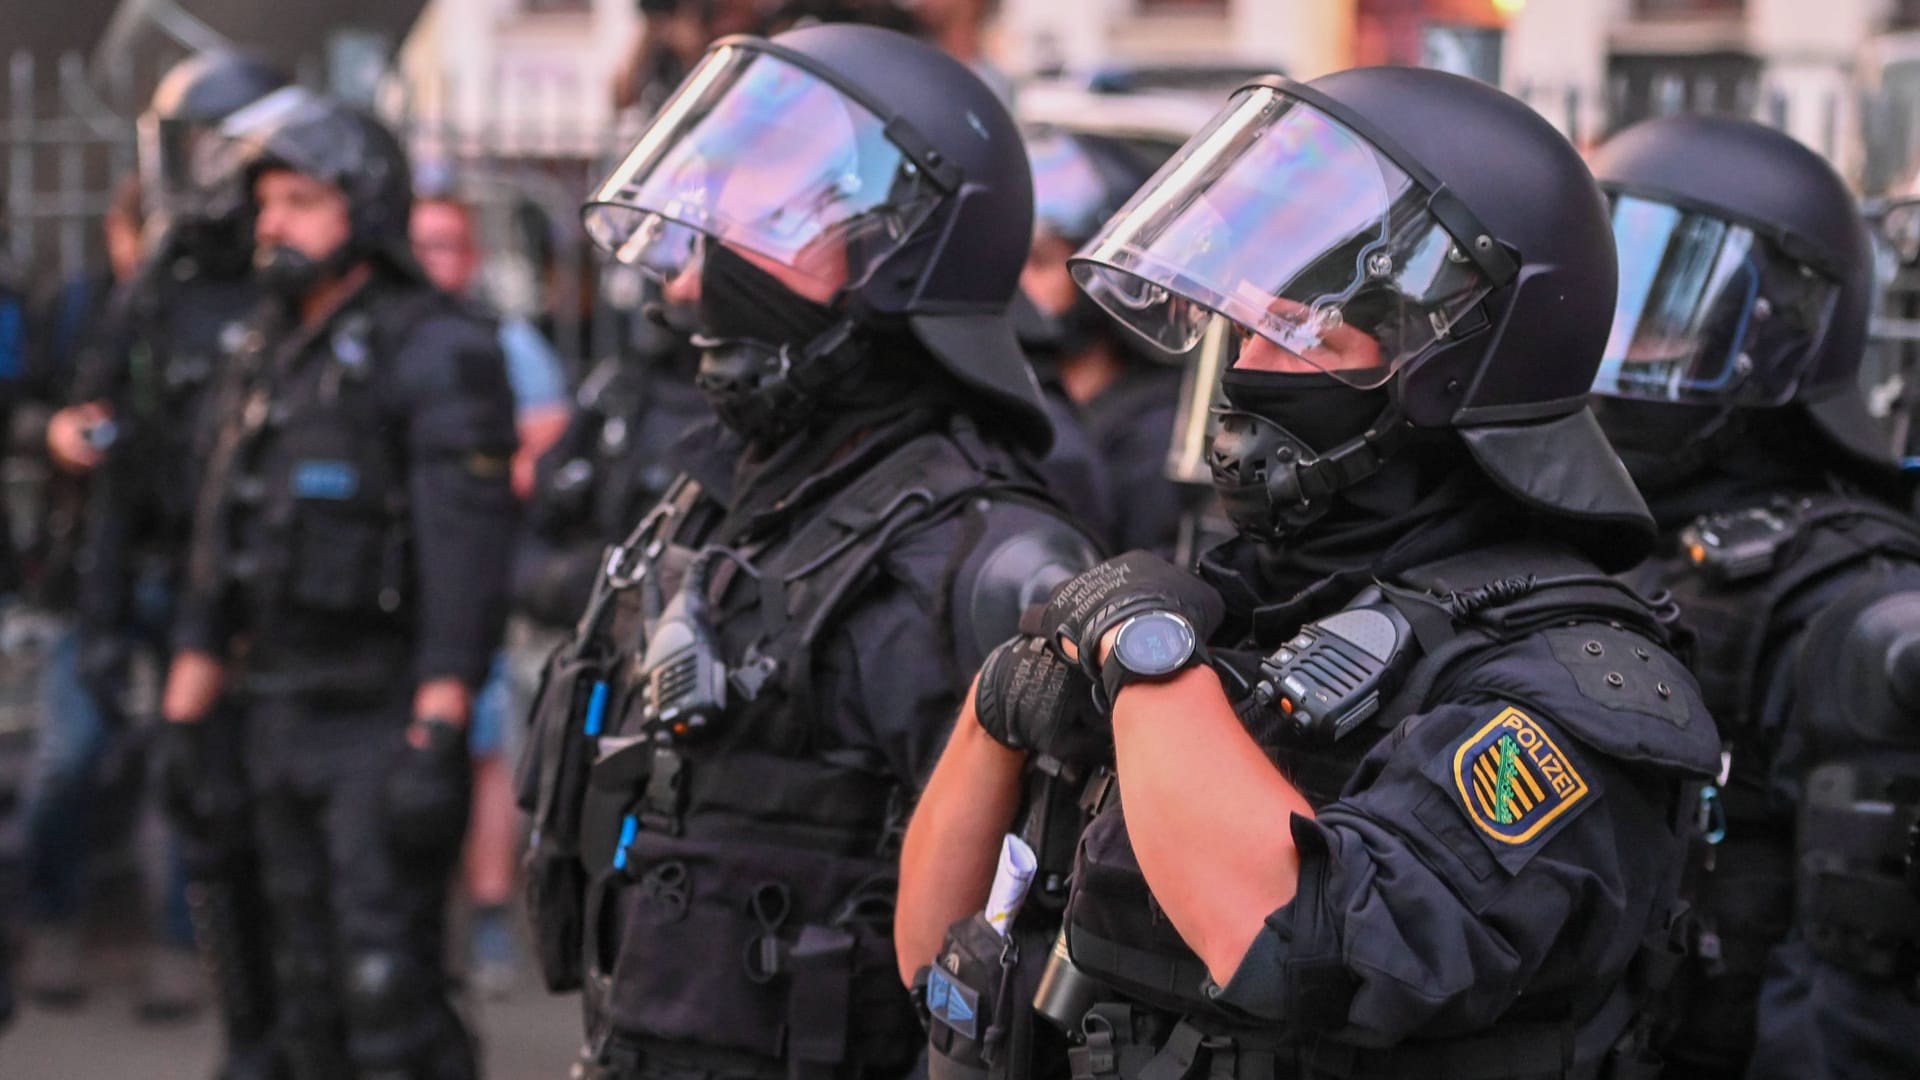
[974,636,1107,760]
[151,719,248,843]
[384,718,473,854]
[1034,551,1225,678]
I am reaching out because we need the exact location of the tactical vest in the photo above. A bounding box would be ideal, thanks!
[194,288,464,689]
[1636,494,1920,1070]
[1032,545,1695,1080]
[520,418,1067,1077]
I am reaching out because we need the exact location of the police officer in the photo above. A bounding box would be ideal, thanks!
[900,67,1722,1079]
[1587,116,1920,1080]
[1020,128,1186,556]
[518,333,707,630]
[521,24,1098,1077]
[163,90,517,1079]
[44,50,287,1077]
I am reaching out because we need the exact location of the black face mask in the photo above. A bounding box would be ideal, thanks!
[696,243,839,349]
[1207,367,1395,543]
[693,244,860,441]
[1219,368,1387,453]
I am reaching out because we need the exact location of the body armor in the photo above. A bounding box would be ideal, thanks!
[194,288,466,694]
[521,417,1084,1076]
[1632,494,1920,1073]
[934,544,1706,1080]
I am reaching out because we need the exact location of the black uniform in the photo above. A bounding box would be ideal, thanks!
[920,66,1719,1080]
[182,274,517,1077]
[1623,485,1920,1079]
[1079,366,1184,557]
[1588,115,1920,1080]
[547,21,1097,1078]
[120,50,294,1078]
[75,234,283,1075]
[523,403,1094,1077]
[71,235,257,673]
[1057,533,1709,1076]
[521,350,709,628]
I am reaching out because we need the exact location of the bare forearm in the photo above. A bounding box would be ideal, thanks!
[895,696,1025,985]
[1111,665,1313,984]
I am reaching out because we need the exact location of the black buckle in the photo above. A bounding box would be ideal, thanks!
[639,747,687,835]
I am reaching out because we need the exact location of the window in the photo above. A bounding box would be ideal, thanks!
[1632,0,1744,18]
[1136,0,1228,12]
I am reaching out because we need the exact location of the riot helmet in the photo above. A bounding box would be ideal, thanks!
[1020,128,1162,362]
[214,88,419,295]
[137,50,288,262]
[1587,115,1889,478]
[581,24,1051,449]
[1069,67,1650,557]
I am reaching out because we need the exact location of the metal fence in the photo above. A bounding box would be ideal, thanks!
[3,52,137,291]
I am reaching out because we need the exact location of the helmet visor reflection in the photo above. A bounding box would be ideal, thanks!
[1068,86,1496,389]
[1593,194,1839,407]
[581,45,944,297]
[1029,130,1120,244]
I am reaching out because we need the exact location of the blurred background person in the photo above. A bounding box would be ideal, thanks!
[19,168,204,1026]
[410,182,572,996]
[517,294,706,633]
[1019,127,1185,556]
[165,90,515,1078]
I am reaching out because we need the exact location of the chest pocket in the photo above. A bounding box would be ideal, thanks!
[273,386,408,617]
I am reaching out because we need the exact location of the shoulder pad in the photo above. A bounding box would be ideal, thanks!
[955,500,1101,662]
[1462,622,1721,778]
[1795,579,1920,753]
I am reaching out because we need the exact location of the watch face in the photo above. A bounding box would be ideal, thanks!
[1116,611,1196,677]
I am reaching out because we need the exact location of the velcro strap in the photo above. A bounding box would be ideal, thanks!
[1137,1021,1205,1080]
[1067,925,1213,1009]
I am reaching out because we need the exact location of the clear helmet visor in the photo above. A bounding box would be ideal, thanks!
[581,45,945,299]
[1068,86,1497,391]
[1593,193,1840,406]
[141,85,328,225]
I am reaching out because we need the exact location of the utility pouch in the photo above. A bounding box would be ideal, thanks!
[602,832,918,1066]
[925,913,1021,1080]
[1061,806,1214,1017]
[285,505,390,614]
[517,579,629,992]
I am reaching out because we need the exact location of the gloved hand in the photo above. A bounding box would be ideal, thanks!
[384,718,473,853]
[1033,551,1225,677]
[974,636,1109,762]
[151,719,247,838]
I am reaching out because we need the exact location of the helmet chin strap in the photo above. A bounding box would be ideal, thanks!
[1210,397,1411,541]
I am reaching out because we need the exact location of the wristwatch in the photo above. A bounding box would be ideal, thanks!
[1101,609,1200,706]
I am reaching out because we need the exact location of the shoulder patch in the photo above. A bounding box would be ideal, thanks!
[1440,706,1599,869]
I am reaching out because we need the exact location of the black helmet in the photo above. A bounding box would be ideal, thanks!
[221,88,416,272]
[1070,67,1652,557]
[138,50,288,230]
[1019,127,1163,362]
[1588,115,1889,471]
[1028,129,1157,248]
[581,24,1051,449]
